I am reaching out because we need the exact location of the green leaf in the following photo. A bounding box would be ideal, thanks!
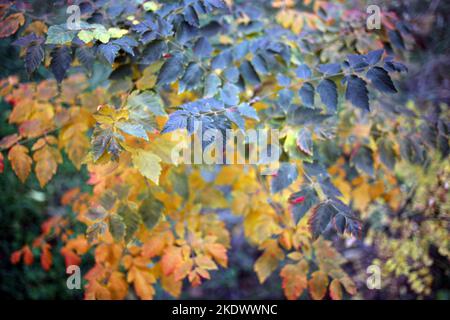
[78,29,94,43]
[317,79,337,112]
[50,46,72,82]
[352,146,374,177]
[118,204,141,242]
[87,221,107,243]
[169,170,189,199]
[179,63,203,93]
[309,202,338,238]
[46,24,77,44]
[377,139,396,170]
[289,186,318,223]
[204,73,221,98]
[127,91,166,116]
[139,194,164,230]
[345,75,369,111]
[25,44,44,74]
[109,215,126,242]
[271,163,298,193]
[297,127,313,156]
[237,103,259,120]
[116,121,148,140]
[299,82,315,108]
[366,67,397,93]
[156,53,185,86]
[92,24,110,43]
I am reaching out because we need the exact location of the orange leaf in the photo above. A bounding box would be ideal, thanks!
[160,246,183,276]
[107,271,128,300]
[329,279,343,300]
[60,247,81,267]
[280,259,309,300]
[173,259,193,281]
[40,244,53,271]
[308,270,329,300]
[131,267,155,300]
[204,243,228,267]
[10,249,22,264]
[8,144,32,182]
[22,245,34,265]
[33,143,62,187]
[142,236,166,258]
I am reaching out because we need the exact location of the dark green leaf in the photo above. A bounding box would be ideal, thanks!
[299,82,315,108]
[271,163,298,193]
[297,128,313,156]
[109,215,126,242]
[157,53,185,86]
[50,46,72,82]
[317,79,337,112]
[25,44,44,74]
[139,194,164,230]
[309,202,338,238]
[345,75,369,111]
[366,67,397,93]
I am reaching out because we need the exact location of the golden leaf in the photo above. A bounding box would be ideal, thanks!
[131,149,162,185]
[254,239,284,283]
[33,142,62,187]
[8,144,32,182]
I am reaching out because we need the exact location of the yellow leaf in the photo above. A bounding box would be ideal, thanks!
[352,182,371,212]
[204,243,228,267]
[128,266,155,300]
[161,274,182,297]
[292,15,304,34]
[8,144,32,182]
[131,149,161,184]
[195,255,218,270]
[60,123,90,169]
[333,176,351,204]
[108,27,128,39]
[107,271,128,300]
[254,239,284,283]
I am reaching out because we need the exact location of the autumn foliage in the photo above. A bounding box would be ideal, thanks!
[0,0,448,300]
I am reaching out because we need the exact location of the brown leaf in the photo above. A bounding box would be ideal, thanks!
[308,270,328,300]
[0,133,20,149]
[0,13,25,38]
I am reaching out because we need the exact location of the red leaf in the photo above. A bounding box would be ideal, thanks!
[290,195,305,204]
[10,249,22,264]
[60,247,81,267]
[40,244,53,271]
[23,245,34,265]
